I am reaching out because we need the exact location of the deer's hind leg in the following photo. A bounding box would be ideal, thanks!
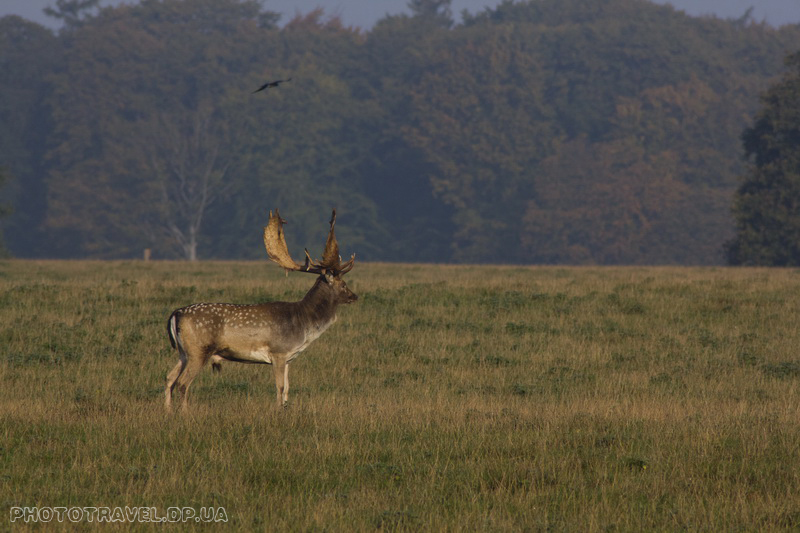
[173,351,211,411]
[165,359,186,410]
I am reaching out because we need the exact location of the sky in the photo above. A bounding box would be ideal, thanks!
[1,0,799,30]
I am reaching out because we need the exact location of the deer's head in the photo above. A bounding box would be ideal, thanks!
[263,209,357,304]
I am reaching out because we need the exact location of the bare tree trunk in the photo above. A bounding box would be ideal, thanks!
[147,107,231,260]
[187,226,198,262]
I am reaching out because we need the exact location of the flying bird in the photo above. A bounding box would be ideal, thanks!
[252,78,292,93]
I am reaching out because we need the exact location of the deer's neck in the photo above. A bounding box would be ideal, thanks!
[298,277,339,325]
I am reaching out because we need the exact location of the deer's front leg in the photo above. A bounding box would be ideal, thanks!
[283,364,290,406]
[272,359,288,409]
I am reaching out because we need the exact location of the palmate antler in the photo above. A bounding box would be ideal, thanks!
[263,209,355,275]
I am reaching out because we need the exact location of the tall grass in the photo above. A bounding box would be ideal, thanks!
[2,260,800,530]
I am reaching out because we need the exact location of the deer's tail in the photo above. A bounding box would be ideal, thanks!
[167,310,184,355]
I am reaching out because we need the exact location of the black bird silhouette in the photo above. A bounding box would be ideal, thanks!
[252,78,292,93]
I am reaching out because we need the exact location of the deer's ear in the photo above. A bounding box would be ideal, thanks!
[324,271,334,284]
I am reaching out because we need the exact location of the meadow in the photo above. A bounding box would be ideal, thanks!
[2,260,800,531]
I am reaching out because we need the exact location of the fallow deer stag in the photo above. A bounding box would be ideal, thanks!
[165,209,357,410]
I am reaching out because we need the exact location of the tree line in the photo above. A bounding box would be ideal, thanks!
[1,0,799,264]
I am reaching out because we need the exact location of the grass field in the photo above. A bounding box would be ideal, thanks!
[2,260,800,531]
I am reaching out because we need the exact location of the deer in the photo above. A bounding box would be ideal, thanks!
[164,208,357,411]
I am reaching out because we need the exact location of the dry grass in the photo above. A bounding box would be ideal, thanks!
[2,260,800,530]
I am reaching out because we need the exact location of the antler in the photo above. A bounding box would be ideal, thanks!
[304,209,352,272]
[263,209,355,275]
[263,209,308,273]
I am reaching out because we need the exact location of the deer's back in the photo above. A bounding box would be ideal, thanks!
[174,302,312,361]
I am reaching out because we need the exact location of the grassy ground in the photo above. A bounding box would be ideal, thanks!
[2,260,800,531]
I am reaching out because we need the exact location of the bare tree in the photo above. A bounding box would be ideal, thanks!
[147,107,232,260]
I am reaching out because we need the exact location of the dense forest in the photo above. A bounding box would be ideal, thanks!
[1,0,798,264]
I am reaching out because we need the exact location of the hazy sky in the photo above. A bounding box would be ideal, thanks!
[1,0,799,29]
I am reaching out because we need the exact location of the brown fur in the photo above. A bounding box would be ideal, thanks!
[165,274,357,410]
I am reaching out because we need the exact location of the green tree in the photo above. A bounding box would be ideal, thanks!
[0,16,57,257]
[7,0,800,263]
[522,75,747,265]
[404,21,562,262]
[0,167,11,257]
[43,0,100,30]
[44,0,275,258]
[211,10,389,260]
[727,52,800,266]
[361,5,457,261]
[403,0,798,264]
[43,0,391,260]
[408,0,453,28]
[522,137,690,264]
